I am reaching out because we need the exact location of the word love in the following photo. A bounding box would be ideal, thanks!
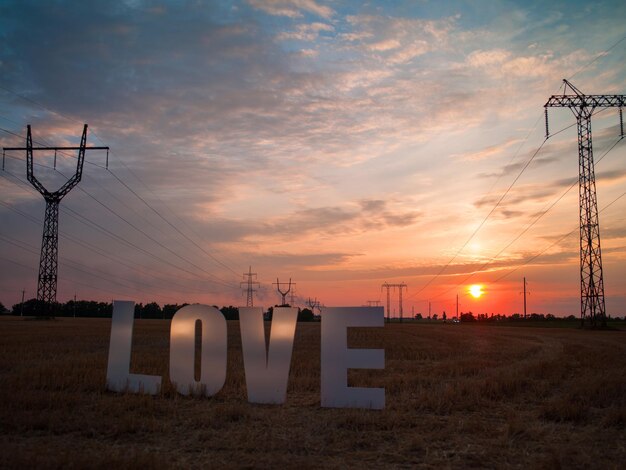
[106,301,385,409]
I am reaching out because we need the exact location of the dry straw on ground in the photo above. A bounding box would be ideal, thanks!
[1,317,625,468]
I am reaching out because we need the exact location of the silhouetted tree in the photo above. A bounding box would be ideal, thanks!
[163,303,186,319]
[460,312,476,322]
[140,302,161,319]
[12,298,54,316]
[414,313,423,320]
[298,308,314,322]
[220,305,239,320]
[134,303,144,319]
[0,302,8,314]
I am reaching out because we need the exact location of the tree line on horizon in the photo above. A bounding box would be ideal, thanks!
[1,299,624,322]
[0,299,317,322]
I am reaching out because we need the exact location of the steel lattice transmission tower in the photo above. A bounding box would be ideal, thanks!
[544,80,625,328]
[380,282,408,322]
[3,124,108,314]
[273,278,295,306]
[241,266,259,307]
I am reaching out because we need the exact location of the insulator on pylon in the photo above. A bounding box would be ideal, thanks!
[620,108,624,137]
[544,108,550,139]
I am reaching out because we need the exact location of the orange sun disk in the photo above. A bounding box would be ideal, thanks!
[469,284,484,299]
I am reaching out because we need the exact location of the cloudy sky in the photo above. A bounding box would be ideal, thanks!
[1,0,625,316]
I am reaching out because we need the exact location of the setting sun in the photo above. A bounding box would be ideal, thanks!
[469,284,484,299]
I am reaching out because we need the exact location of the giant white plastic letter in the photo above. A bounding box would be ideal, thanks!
[321,307,385,409]
[239,306,298,404]
[169,304,227,396]
[106,300,162,394]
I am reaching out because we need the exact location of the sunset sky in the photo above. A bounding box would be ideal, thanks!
[1,0,625,317]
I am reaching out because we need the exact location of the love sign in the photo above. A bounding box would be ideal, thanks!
[106,301,385,409]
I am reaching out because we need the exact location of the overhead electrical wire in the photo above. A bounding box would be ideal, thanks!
[0,196,217,297]
[0,232,180,302]
[427,134,624,300]
[567,35,626,81]
[408,136,550,300]
[492,189,626,283]
[0,168,239,293]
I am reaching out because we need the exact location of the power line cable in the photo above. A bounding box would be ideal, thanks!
[567,35,626,81]
[0,194,214,297]
[492,190,626,283]
[1,168,238,291]
[409,137,549,300]
[2,152,240,289]
[0,232,190,302]
[428,135,624,299]
[106,167,242,278]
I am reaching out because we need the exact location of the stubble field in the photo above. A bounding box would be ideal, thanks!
[1,316,625,469]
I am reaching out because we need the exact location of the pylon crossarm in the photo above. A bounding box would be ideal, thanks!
[17,124,106,201]
[545,95,625,108]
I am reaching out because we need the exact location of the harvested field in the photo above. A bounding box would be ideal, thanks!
[1,317,625,468]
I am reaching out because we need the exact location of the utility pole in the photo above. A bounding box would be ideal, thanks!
[428,301,431,319]
[523,277,528,320]
[73,293,76,318]
[545,80,625,328]
[273,278,295,306]
[456,294,459,321]
[381,282,391,322]
[20,289,25,317]
[3,125,108,317]
[398,283,407,322]
[240,266,259,307]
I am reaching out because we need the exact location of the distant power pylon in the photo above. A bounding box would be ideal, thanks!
[545,80,625,328]
[290,286,297,306]
[520,277,530,320]
[273,278,295,306]
[381,282,408,322]
[3,125,108,314]
[240,266,259,307]
[306,297,321,314]
[366,300,381,307]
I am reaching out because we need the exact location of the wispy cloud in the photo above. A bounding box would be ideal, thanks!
[247,0,334,19]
